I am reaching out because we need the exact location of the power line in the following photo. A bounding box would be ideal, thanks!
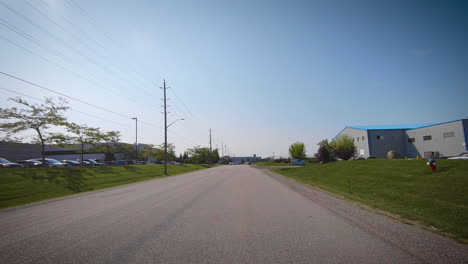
[0,6,154,107]
[0,20,157,112]
[23,0,154,95]
[0,71,158,127]
[0,87,130,128]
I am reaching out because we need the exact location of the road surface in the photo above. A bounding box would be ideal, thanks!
[0,165,466,263]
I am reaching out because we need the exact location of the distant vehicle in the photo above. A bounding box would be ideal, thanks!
[113,160,128,166]
[447,152,468,160]
[33,158,66,167]
[61,160,81,167]
[85,159,105,166]
[228,161,241,165]
[15,159,44,168]
[291,160,305,166]
[0,158,23,168]
[136,161,148,165]
[77,160,92,166]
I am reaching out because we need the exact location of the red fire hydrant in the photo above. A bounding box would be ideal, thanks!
[427,158,437,172]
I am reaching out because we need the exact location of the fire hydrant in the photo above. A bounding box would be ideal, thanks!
[427,158,437,172]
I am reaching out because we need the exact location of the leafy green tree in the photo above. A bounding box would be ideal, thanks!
[331,135,356,160]
[55,123,102,165]
[315,139,334,163]
[186,146,213,164]
[140,144,157,161]
[155,143,176,161]
[289,142,307,160]
[0,97,69,164]
[102,131,121,160]
[87,130,121,161]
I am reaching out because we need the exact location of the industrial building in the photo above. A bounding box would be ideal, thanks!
[335,119,468,158]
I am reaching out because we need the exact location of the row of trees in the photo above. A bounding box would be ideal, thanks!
[0,97,123,165]
[288,135,356,164]
[0,97,221,164]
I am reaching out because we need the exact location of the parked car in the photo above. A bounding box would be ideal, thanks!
[76,160,92,166]
[0,158,23,168]
[33,158,66,167]
[113,160,128,166]
[61,160,82,167]
[447,152,468,160]
[15,159,44,168]
[85,159,105,166]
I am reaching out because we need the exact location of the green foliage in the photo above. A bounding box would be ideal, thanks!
[289,142,307,160]
[273,159,468,241]
[155,143,176,161]
[52,122,103,164]
[315,139,334,163]
[0,97,69,163]
[185,146,219,164]
[331,135,356,160]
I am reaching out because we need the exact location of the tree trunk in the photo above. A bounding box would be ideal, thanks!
[81,143,84,166]
[36,128,46,166]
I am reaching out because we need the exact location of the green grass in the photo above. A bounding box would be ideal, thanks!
[253,161,293,166]
[0,164,215,209]
[272,159,468,241]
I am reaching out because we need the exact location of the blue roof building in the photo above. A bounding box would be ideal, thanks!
[335,119,468,158]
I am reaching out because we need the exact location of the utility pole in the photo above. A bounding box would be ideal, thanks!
[163,80,168,175]
[221,141,224,157]
[132,117,138,160]
[209,128,212,151]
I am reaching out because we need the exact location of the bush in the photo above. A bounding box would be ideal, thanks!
[315,139,334,163]
[289,142,307,160]
[331,135,356,160]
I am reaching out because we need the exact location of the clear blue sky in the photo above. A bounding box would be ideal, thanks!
[0,0,467,157]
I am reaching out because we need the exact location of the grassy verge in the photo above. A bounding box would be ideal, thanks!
[0,164,215,209]
[253,161,293,166]
[272,159,468,242]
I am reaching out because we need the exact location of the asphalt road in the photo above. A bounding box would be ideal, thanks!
[0,165,467,264]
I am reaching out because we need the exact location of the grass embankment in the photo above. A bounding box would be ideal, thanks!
[253,161,293,166]
[272,159,468,241]
[0,164,215,209]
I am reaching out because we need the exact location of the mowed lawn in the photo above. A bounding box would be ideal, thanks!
[0,164,215,209]
[273,159,468,242]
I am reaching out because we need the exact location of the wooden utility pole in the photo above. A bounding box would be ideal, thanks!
[163,80,168,175]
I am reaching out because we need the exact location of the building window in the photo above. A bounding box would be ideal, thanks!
[443,132,455,138]
[393,135,400,140]
[376,135,384,140]
[357,137,359,142]
[362,136,365,140]
[423,135,432,141]
[408,138,415,143]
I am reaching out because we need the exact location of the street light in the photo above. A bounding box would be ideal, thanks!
[132,117,138,160]
[164,118,184,175]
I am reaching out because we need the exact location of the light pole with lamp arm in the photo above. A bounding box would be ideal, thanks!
[132,117,138,160]
[165,118,184,175]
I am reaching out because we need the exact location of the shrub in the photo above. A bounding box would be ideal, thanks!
[289,142,307,160]
[315,139,334,163]
[331,135,356,160]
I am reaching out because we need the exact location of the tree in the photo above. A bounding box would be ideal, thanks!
[289,142,307,160]
[315,139,334,163]
[186,146,213,164]
[101,131,121,161]
[56,123,102,165]
[0,97,68,164]
[153,143,176,161]
[331,135,356,160]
